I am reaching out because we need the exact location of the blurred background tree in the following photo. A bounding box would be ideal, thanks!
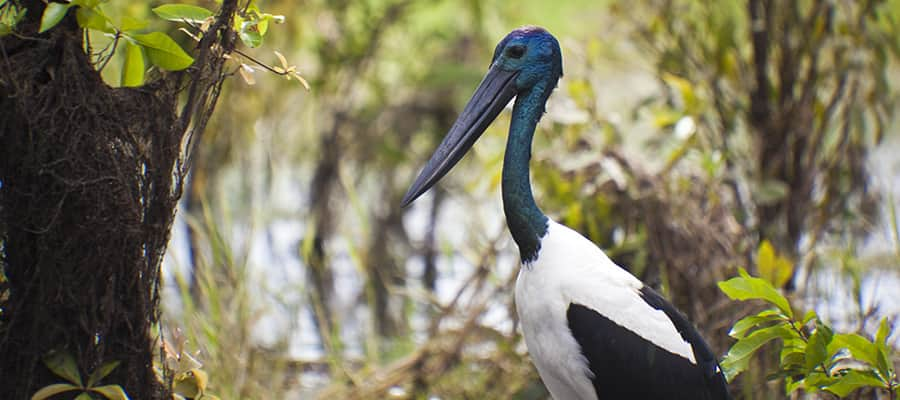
[3,0,896,399]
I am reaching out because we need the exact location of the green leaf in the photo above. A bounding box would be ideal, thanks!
[803,370,839,391]
[238,20,263,48]
[91,384,130,400]
[75,393,93,400]
[119,16,147,32]
[718,268,793,318]
[129,32,194,71]
[39,2,70,33]
[757,240,794,288]
[874,318,893,380]
[71,0,101,8]
[30,383,80,400]
[805,324,833,371]
[829,333,880,367]
[728,309,783,339]
[823,370,888,397]
[781,351,806,370]
[43,351,83,386]
[1,3,28,37]
[875,318,890,347]
[722,324,795,381]
[785,376,803,393]
[86,360,120,388]
[121,42,145,87]
[802,309,818,324]
[152,4,213,24]
[75,6,113,33]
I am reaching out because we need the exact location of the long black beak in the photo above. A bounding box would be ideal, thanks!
[401,66,519,207]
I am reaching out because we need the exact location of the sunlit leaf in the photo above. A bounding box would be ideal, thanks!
[829,333,880,367]
[130,32,194,71]
[802,310,818,324]
[728,309,783,339]
[805,324,833,371]
[823,370,888,397]
[30,383,80,400]
[238,20,263,48]
[874,318,893,378]
[119,16,147,32]
[257,16,269,36]
[757,240,794,288]
[803,370,839,392]
[718,268,793,318]
[121,42,145,87]
[39,2,70,33]
[75,6,112,33]
[722,324,794,380]
[780,350,805,370]
[152,4,213,24]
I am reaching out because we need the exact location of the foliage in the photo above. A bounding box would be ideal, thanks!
[619,0,900,256]
[720,262,897,398]
[1,0,300,87]
[36,0,196,76]
[0,0,27,36]
[31,352,129,400]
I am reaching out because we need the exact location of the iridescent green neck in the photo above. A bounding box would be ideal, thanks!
[502,85,550,263]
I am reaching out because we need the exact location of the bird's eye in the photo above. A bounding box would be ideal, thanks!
[507,45,526,59]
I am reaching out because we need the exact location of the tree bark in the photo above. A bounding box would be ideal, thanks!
[0,1,237,397]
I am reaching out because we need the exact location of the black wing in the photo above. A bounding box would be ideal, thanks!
[566,285,731,400]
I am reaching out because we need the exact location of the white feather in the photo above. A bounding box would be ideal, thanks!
[516,220,696,400]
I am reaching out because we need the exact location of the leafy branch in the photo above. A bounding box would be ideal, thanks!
[2,0,308,88]
[719,243,898,398]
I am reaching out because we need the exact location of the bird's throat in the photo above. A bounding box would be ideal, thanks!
[502,86,549,263]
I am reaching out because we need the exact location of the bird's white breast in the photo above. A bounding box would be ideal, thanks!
[515,220,696,400]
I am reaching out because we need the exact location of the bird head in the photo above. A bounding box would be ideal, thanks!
[401,26,562,207]
[491,26,563,94]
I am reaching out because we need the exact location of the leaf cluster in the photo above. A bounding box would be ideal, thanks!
[31,351,129,400]
[720,247,897,397]
[4,0,293,88]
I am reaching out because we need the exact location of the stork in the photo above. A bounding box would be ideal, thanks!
[401,27,732,399]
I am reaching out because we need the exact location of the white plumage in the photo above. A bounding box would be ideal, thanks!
[516,220,697,400]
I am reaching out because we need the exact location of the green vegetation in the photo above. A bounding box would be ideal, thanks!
[720,261,897,397]
[32,352,128,400]
[2,0,898,399]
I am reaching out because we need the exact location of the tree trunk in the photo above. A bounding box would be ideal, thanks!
[0,1,237,397]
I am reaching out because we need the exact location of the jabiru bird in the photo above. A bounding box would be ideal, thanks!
[401,26,732,399]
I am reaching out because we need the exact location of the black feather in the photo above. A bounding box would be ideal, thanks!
[566,286,731,399]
